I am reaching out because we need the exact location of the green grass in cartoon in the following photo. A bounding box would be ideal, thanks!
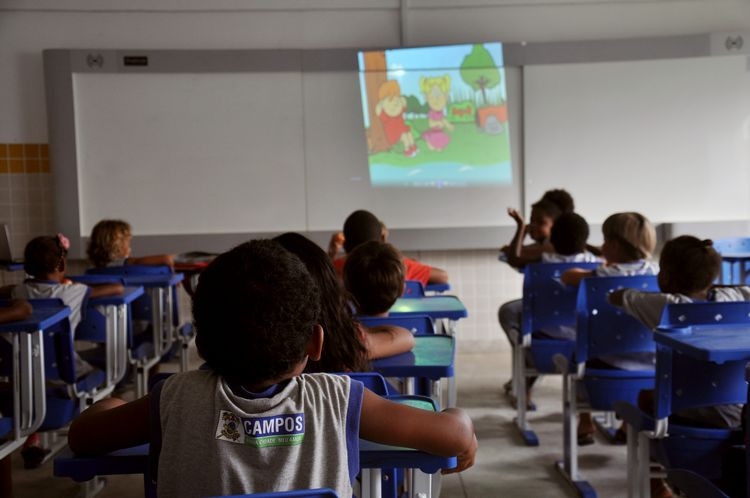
[368,120,509,169]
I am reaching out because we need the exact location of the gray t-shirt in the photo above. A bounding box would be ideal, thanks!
[156,370,362,498]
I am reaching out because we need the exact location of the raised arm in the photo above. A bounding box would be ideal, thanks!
[561,268,595,287]
[359,389,477,474]
[363,325,416,359]
[68,396,150,455]
[88,283,125,299]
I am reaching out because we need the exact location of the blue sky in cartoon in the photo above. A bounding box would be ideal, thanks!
[358,43,505,126]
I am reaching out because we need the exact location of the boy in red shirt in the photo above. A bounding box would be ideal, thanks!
[329,210,448,287]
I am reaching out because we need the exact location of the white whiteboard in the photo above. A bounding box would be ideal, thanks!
[524,56,750,224]
[74,72,307,236]
[72,68,521,238]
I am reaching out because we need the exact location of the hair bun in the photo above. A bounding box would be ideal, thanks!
[702,239,714,248]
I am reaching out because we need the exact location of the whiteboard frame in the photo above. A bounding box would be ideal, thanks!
[43,32,747,255]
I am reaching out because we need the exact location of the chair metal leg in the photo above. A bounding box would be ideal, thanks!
[513,338,538,446]
[637,432,651,498]
[409,470,432,498]
[627,424,639,498]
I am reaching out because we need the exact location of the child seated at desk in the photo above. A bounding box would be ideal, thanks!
[609,236,748,498]
[67,239,477,498]
[3,235,123,468]
[343,240,407,318]
[559,212,658,445]
[329,209,449,286]
[275,232,414,370]
[561,211,658,286]
[87,219,174,268]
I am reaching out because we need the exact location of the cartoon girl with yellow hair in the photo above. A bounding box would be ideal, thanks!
[420,75,454,151]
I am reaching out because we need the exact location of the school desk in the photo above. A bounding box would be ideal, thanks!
[54,397,456,498]
[389,296,467,322]
[0,305,71,460]
[82,286,145,391]
[372,335,456,406]
[173,261,208,297]
[617,323,750,498]
[424,283,450,293]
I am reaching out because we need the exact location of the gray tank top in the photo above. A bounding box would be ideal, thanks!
[156,370,359,498]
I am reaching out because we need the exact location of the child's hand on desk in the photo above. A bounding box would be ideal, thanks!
[328,232,345,259]
[442,432,478,474]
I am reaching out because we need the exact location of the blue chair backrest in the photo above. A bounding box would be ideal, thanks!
[576,275,659,365]
[654,302,750,420]
[403,280,426,298]
[68,275,134,344]
[212,489,339,498]
[659,301,750,328]
[522,262,600,337]
[358,315,436,335]
[340,372,388,395]
[713,238,750,254]
[713,238,750,284]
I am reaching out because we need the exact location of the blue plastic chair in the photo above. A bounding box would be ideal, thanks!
[666,469,729,498]
[615,301,750,498]
[713,237,750,284]
[358,315,436,335]
[402,281,426,298]
[212,490,338,498]
[512,262,599,446]
[556,275,659,496]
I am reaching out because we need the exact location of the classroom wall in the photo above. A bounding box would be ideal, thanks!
[2,0,749,347]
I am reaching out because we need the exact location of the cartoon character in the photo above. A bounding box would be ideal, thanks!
[420,76,454,152]
[375,80,417,157]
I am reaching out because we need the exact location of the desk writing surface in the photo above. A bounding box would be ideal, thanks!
[0,306,70,333]
[120,273,184,288]
[389,296,468,320]
[655,324,750,363]
[371,336,455,380]
[88,286,144,306]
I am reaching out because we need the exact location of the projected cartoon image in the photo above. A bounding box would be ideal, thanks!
[358,43,512,187]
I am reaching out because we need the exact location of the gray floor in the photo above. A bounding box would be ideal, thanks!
[13,348,630,498]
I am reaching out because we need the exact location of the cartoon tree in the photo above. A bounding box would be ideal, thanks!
[362,51,390,154]
[460,44,501,106]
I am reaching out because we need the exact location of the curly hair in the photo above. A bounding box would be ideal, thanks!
[541,189,575,214]
[275,232,369,373]
[24,236,67,277]
[193,239,321,385]
[344,241,405,316]
[550,212,590,256]
[87,220,131,267]
[659,236,721,295]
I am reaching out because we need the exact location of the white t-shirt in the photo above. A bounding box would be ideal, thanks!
[11,280,91,332]
[621,286,750,331]
[594,260,659,277]
[542,251,601,263]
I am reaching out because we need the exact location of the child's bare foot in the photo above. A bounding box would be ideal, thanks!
[577,413,596,446]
